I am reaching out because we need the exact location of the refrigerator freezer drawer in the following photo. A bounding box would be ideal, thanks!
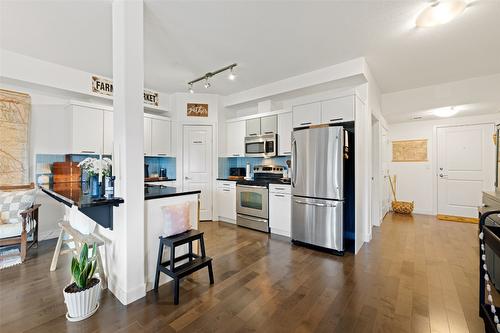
[291,196,343,251]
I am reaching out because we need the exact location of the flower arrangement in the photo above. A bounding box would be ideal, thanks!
[78,157,112,177]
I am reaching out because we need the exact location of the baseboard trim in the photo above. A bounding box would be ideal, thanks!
[437,214,478,224]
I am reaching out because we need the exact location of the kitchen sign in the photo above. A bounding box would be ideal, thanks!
[91,76,159,107]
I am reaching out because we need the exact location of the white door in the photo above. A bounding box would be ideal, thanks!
[381,126,391,217]
[437,124,495,218]
[183,125,213,221]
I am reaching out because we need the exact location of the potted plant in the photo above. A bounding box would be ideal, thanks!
[63,243,101,322]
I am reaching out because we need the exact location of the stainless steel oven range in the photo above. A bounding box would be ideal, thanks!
[236,165,286,232]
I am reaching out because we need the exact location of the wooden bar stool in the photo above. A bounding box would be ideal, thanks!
[50,220,107,289]
[154,229,213,304]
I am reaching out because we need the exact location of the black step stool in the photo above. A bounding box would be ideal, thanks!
[153,229,214,304]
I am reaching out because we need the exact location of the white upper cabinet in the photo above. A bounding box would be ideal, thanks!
[246,118,261,137]
[321,95,354,124]
[143,117,152,155]
[278,112,292,155]
[102,110,113,155]
[226,120,246,157]
[151,118,171,156]
[71,104,103,154]
[261,115,277,135]
[292,102,321,128]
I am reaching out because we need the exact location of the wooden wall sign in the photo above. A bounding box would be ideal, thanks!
[187,103,208,117]
[0,89,31,185]
[392,139,428,162]
[91,76,159,106]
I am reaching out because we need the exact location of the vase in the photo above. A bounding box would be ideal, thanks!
[90,175,100,197]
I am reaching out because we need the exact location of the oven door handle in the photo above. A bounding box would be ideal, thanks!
[237,184,267,189]
[294,200,337,208]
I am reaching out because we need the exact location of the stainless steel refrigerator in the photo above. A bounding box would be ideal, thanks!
[291,126,344,252]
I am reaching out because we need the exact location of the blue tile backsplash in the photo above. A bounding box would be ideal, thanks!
[144,156,176,179]
[218,156,290,178]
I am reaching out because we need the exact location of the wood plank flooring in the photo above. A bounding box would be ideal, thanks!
[0,213,483,332]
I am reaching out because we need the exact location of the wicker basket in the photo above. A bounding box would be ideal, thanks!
[389,175,414,215]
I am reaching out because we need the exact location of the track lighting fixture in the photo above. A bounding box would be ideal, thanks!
[187,63,237,92]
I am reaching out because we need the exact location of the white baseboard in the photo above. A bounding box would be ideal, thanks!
[39,229,60,241]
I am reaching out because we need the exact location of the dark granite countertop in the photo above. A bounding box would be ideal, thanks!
[144,185,201,200]
[40,182,124,209]
[216,178,238,182]
[144,178,176,183]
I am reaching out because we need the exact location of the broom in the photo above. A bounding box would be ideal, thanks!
[388,175,414,214]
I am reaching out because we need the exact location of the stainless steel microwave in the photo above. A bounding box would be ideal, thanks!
[244,133,277,158]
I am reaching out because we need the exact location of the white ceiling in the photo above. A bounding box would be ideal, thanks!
[1,0,500,96]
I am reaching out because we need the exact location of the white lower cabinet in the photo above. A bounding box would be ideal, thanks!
[215,181,236,223]
[269,184,291,237]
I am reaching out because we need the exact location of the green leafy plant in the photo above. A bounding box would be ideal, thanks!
[70,243,97,289]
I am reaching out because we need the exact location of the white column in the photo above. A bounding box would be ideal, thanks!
[110,0,145,305]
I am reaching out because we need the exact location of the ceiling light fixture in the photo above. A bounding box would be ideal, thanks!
[228,67,236,81]
[433,106,459,117]
[204,77,211,89]
[187,63,237,92]
[416,0,467,28]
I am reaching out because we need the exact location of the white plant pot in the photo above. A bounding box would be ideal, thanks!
[63,279,101,321]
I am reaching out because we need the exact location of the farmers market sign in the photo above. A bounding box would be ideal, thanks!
[91,76,159,107]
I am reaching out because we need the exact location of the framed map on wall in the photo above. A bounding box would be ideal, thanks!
[0,89,31,185]
[392,139,428,162]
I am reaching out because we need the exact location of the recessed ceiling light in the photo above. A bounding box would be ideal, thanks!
[433,106,459,117]
[416,1,467,28]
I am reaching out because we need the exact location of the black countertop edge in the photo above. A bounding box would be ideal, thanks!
[144,186,201,200]
[216,178,237,181]
[144,178,176,183]
[39,184,124,209]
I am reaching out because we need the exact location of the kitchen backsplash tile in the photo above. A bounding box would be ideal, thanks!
[218,156,290,178]
[144,156,176,179]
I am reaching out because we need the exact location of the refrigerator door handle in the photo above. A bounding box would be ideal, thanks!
[294,199,337,208]
[291,139,297,188]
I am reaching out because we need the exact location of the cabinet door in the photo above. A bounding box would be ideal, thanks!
[321,95,354,123]
[144,117,152,155]
[246,118,261,137]
[226,120,245,157]
[292,102,321,128]
[216,187,236,222]
[269,193,291,237]
[151,118,171,156]
[261,115,277,134]
[278,112,292,155]
[72,105,103,154]
[102,110,113,155]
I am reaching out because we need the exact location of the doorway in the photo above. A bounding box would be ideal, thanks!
[436,123,495,221]
[183,125,213,221]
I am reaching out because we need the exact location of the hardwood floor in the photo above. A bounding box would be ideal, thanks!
[0,213,483,332]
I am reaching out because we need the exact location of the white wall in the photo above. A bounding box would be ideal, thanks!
[388,113,499,215]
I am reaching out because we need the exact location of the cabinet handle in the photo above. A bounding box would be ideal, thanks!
[300,122,311,126]
[274,194,285,197]
[329,118,343,122]
[264,131,274,134]
[81,150,96,154]
[193,141,202,144]
[157,153,167,156]
[282,151,291,154]
[232,154,240,157]
[222,189,230,192]
[249,133,258,136]
[274,187,285,191]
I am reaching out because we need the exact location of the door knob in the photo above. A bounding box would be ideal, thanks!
[185,176,191,180]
